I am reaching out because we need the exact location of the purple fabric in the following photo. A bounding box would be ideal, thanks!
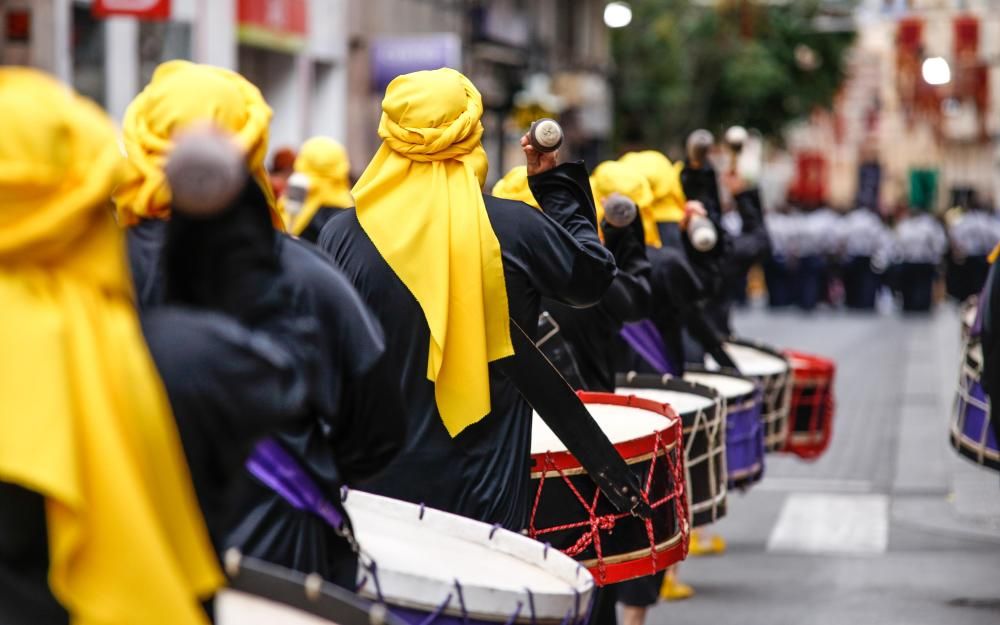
[620,320,678,376]
[246,438,346,530]
[962,381,1000,450]
[726,388,766,486]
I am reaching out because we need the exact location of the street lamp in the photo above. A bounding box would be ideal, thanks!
[604,2,633,29]
[922,56,952,86]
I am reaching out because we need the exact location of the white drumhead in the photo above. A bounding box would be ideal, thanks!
[531,402,666,454]
[684,372,755,399]
[216,590,335,625]
[708,343,787,376]
[617,388,713,416]
[345,490,593,621]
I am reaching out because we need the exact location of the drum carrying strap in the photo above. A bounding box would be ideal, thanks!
[499,320,651,518]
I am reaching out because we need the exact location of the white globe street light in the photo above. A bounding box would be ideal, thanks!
[604,2,633,29]
[922,56,952,86]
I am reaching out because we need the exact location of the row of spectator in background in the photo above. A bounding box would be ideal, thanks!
[743,199,1000,313]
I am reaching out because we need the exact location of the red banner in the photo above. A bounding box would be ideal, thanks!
[92,0,170,20]
[954,15,979,61]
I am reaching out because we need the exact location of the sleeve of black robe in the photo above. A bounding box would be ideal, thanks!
[511,161,617,307]
[599,217,652,323]
[729,188,771,266]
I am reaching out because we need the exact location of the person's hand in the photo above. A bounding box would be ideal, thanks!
[521,133,559,176]
[681,200,706,231]
[722,170,746,196]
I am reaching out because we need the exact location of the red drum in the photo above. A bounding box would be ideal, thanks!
[782,350,836,460]
[528,392,689,586]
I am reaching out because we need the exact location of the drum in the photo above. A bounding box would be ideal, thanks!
[951,339,1000,472]
[783,350,836,460]
[708,339,792,452]
[616,373,727,528]
[528,391,688,586]
[217,553,401,625]
[960,295,978,342]
[344,489,595,624]
[683,368,765,489]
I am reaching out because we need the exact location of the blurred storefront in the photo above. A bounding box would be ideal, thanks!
[345,0,614,181]
[1,0,349,157]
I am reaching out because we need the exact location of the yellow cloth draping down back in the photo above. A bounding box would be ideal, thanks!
[352,68,514,437]
[0,68,221,625]
[114,60,284,229]
[619,150,687,224]
[283,136,354,235]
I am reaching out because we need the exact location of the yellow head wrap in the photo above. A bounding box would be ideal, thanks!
[115,60,283,229]
[619,150,687,224]
[591,160,662,248]
[353,68,513,437]
[0,68,221,625]
[283,136,353,235]
[491,166,538,208]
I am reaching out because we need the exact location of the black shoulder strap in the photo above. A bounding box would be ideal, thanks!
[498,319,651,518]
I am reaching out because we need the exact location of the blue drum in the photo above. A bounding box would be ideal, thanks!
[684,368,766,489]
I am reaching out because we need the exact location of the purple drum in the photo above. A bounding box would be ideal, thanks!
[684,368,766,489]
[951,337,1000,472]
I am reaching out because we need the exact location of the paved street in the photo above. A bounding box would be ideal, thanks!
[648,305,1000,625]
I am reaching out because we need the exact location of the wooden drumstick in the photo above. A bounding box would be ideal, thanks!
[165,126,247,217]
[528,118,564,153]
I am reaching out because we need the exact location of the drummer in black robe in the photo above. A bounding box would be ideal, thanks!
[115,61,405,589]
[0,72,316,625]
[279,136,354,243]
[320,68,616,530]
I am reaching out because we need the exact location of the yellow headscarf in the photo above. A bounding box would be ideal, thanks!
[591,160,662,248]
[619,150,687,224]
[0,68,221,625]
[283,136,353,235]
[114,60,283,229]
[491,166,538,208]
[352,68,513,437]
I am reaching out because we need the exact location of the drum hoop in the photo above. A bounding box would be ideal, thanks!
[531,392,681,473]
[220,553,399,625]
[576,530,685,568]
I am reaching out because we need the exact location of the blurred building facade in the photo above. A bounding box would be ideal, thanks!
[1,0,614,181]
[783,0,1000,214]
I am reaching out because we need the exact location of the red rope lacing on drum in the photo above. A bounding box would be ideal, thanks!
[785,353,835,460]
[528,418,689,584]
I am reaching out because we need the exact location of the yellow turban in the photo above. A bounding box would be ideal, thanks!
[283,136,353,235]
[591,160,662,248]
[352,68,513,437]
[619,150,687,224]
[115,60,283,229]
[491,166,538,208]
[0,68,221,625]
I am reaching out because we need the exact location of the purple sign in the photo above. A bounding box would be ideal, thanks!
[370,34,462,92]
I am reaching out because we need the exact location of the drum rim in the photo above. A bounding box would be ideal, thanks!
[530,391,681,475]
[722,338,792,377]
[615,372,723,427]
[682,366,759,404]
[218,554,401,625]
[344,490,595,622]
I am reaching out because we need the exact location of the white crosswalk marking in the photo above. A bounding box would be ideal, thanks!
[767,493,889,554]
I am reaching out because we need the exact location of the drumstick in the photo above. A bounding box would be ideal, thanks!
[165,125,247,217]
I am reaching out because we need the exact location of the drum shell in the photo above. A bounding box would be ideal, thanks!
[528,393,688,586]
[951,341,1000,472]
[783,350,836,460]
[616,374,727,528]
[723,339,793,453]
[684,367,765,489]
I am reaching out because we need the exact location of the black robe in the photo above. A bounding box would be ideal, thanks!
[127,181,405,586]
[544,217,652,392]
[0,190,318,625]
[298,206,343,243]
[319,162,616,530]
